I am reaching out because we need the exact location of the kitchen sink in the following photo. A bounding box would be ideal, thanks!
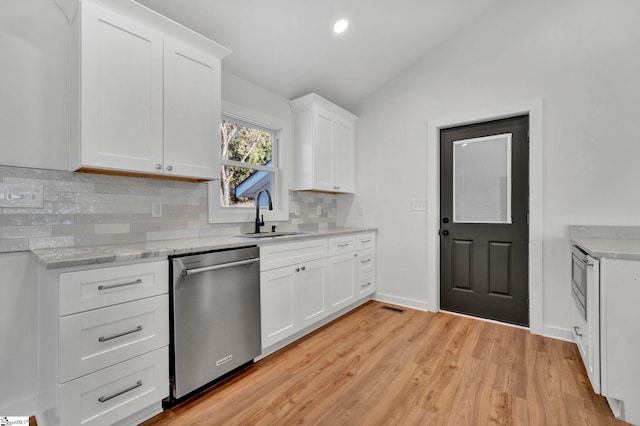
[238,231,310,239]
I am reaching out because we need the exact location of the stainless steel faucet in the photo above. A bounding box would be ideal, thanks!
[254,189,273,234]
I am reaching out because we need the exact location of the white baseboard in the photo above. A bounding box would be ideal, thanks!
[0,395,38,419]
[373,292,429,312]
[543,325,574,343]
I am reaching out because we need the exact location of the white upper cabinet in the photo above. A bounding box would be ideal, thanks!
[164,38,222,179]
[69,0,230,180]
[290,93,357,193]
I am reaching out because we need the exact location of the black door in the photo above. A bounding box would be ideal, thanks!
[440,115,529,326]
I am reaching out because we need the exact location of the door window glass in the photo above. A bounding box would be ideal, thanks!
[453,133,512,223]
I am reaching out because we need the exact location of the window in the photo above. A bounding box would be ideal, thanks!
[221,117,276,208]
[208,102,289,224]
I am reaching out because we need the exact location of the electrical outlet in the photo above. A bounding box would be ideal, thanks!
[359,206,366,216]
[0,184,43,208]
[151,202,162,217]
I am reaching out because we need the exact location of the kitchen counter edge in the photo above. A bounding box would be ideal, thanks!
[571,236,640,261]
[32,227,378,270]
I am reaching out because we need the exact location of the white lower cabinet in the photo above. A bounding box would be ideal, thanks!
[260,232,376,351]
[260,240,329,349]
[328,252,357,313]
[600,258,640,424]
[38,259,169,426]
[260,265,299,348]
[298,258,329,329]
[58,294,169,383]
[59,347,168,426]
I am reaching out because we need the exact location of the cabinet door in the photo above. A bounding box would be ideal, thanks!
[79,2,164,173]
[601,258,640,417]
[328,252,357,313]
[164,38,221,179]
[312,112,334,191]
[261,266,299,349]
[332,121,355,193]
[298,258,329,329]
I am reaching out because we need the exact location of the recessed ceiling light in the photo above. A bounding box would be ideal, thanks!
[333,19,349,34]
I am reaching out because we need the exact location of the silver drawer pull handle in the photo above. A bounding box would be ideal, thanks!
[361,239,371,243]
[98,380,142,403]
[98,278,142,291]
[573,326,583,337]
[361,282,372,288]
[337,243,350,248]
[361,259,372,264]
[99,325,143,342]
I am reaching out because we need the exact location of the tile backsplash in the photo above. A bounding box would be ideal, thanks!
[0,165,337,252]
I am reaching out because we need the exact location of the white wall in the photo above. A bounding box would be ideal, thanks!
[339,0,640,333]
[0,0,69,170]
[0,252,38,415]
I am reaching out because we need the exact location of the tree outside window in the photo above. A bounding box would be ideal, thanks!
[220,118,276,207]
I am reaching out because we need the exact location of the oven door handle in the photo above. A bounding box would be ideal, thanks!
[184,258,259,276]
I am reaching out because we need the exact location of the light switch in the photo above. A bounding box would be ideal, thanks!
[0,184,44,208]
[411,198,427,211]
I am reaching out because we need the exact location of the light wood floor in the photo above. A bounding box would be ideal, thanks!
[143,301,626,425]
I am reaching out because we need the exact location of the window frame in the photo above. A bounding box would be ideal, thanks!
[208,101,290,224]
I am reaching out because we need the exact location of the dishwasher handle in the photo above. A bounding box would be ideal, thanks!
[184,258,259,276]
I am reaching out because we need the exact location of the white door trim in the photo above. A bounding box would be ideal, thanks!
[426,99,544,335]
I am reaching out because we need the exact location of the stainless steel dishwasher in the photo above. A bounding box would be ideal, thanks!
[168,246,261,402]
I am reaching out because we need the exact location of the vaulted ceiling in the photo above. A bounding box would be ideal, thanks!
[136,0,499,111]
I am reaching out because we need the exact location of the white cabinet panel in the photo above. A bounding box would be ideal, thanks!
[356,233,376,251]
[332,121,355,193]
[312,112,334,191]
[260,266,298,349]
[59,259,168,316]
[328,252,357,313]
[59,294,169,383]
[298,258,329,329]
[164,38,221,179]
[358,270,375,298]
[59,347,168,426]
[601,258,640,424]
[260,239,328,271]
[74,1,164,173]
[328,235,356,256]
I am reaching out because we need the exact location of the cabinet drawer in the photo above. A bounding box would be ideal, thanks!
[59,294,169,383]
[59,346,168,426]
[328,236,356,256]
[59,260,168,315]
[358,270,376,297]
[357,248,375,271]
[260,239,328,271]
[356,233,376,251]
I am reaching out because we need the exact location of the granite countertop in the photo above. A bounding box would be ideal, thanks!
[32,227,377,269]
[570,225,640,261]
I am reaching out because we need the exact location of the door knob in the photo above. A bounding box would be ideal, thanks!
[441,230,449,236]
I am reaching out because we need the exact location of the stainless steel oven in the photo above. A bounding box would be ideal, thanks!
[571,245,589,320]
